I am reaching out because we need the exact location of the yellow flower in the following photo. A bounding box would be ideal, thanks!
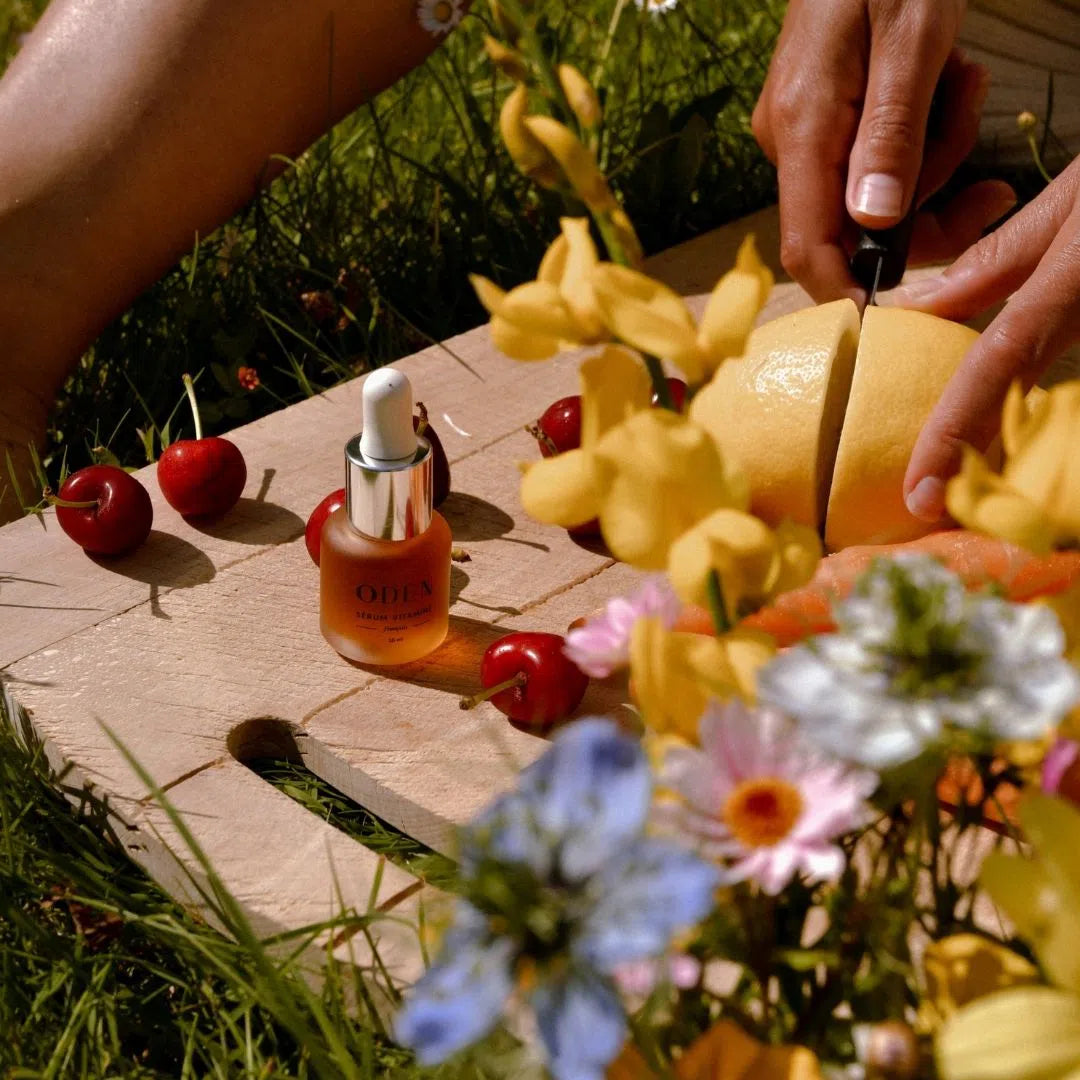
[947,380,1080,553]
[524,115,617,212]
[608,1020,822,1080]
[522,348,749,568]
[629,616,774,742]
[592,235,773,384]
[937,795,1080,1080]
[667,509,821,617]
[557,63,602,128]
[470,217,608,360]
[919,934,1038,1033]
[498,84,560,188]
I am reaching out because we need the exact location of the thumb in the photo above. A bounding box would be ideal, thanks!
[846,14,947,226]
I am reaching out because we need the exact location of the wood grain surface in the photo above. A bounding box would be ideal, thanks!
[0,203,1066,991]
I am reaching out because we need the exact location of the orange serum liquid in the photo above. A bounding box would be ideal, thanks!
[320,367,452,665]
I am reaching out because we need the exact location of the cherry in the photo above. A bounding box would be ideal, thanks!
[414,402,451,508]
[530,395,582,457]
[459,631,589,731]
[157,374,247,519]
[652,377,688,412]
[51,465,153,556]
[305,487,346,566]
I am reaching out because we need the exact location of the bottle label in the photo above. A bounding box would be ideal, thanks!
[353,579,435,646]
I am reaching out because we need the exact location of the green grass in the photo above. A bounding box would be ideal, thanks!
[37,0,783,482]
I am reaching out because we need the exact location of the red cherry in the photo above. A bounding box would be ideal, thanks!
[156,374,247,519]
[460,631,589,731]
[652,377,688,411]
[158,437,247,518]
[52,465,153,556]
[305,488,346,566]
[414,403,451,508]
[533,396,582,457]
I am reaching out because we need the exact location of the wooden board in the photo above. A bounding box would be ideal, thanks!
[0,204,1070,994]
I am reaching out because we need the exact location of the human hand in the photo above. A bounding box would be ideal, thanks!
[752,0,1015,302]
[890,157,1080,522]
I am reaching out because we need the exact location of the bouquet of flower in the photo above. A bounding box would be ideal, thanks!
[394,4,1080,1077]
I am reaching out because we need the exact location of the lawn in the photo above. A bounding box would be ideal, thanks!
[0,2,786,1076]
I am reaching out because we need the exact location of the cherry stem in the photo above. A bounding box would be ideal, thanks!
[45,493,99,510]
[459,671,527,711]
[182,373,203,441]
[525,423,560,457]
[415,400,429,439]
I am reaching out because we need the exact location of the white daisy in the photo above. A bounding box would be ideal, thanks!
[416,0,465,36]
[660,701,877,895]
[758,554,1080,771]
[634,0,679,14]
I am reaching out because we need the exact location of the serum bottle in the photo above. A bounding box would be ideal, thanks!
[320,368,452,664]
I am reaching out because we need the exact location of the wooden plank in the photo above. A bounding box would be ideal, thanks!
[3,203,1076,985]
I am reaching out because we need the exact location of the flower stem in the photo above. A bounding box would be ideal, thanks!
[706,569,731,635]
[459,672,527,711]
[644,355,675,411]
[181,373,203,441]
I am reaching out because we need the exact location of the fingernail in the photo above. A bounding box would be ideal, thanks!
[850,173,905,219]
[906,476,946,522]
[883,275,947,306]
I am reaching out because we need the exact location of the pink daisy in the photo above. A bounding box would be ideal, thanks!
[563,576,680,678]
[660,701,878,895]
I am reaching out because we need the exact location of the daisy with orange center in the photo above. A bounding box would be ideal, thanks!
[416,0,464,36]
[660,701,877,895]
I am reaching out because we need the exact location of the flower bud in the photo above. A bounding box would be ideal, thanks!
[557,63,602,128]
[484,35,529,82]
[523,115,617,211]
[499,85,560,188]
[1017,110,1038,133]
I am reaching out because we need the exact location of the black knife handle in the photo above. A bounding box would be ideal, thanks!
[850,210,917,293]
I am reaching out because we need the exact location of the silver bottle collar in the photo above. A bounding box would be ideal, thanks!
[345,434,433,541]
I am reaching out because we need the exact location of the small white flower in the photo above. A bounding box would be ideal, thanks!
[659,701,877,895]
[634,0,679,14]
[416,0,465,36]
[563,576,680,678]
[758,554,1080,770]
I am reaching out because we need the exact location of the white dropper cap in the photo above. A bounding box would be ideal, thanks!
[358,367,418,462]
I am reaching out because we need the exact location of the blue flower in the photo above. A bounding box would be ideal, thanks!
[395,717,718,1080]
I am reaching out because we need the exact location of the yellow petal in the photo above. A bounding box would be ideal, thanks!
[946,445,1055,553]
[630,620,766,742]
[592,264,702,375]
[470,273,507,317]
[1004,382,1080,546]
[499,85,560,187]
[609,206,645,270]
[557,63,602,129]
[697,238,773,375]
[557,217,607,340]
[537,232,570,285]
[594,411,746,569]
[920,934,1038,1032]
[937,986,1080,1080]
[523,115,616,211]
[519,449,604,528]
[579,346,652,447]
[667,508,777,612]
[1001,379,1031,459]
[770,520,823,598]
[500,280,582,341]
[489,315,560,361]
